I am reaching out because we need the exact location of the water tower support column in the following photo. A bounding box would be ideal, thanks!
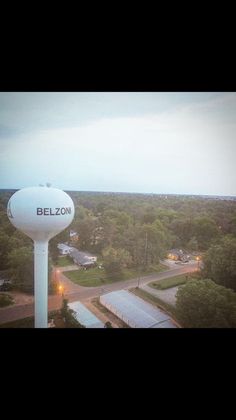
[34,240,48,328]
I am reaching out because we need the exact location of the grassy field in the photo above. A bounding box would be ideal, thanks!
[149,273,200,290]
[149,274,192,290]
[63,263,166,287]
[130,287,179,323]
[55,256,73,267]
[0,293,14,308]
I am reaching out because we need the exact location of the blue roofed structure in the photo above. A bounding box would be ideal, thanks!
[68,301,104,328]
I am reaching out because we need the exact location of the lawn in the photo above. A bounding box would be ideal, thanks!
[0,293,14,308]
[0,316,34,328]
[63,263,167,287]
[0,310,66,328]
[149,274,193,290]
[55,256,73,267]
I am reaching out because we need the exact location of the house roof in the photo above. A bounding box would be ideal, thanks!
[57,243,74,252]
[70,249,96,265]
[68,301,104,328]
[169,249,184,255]
[70,230,78,237]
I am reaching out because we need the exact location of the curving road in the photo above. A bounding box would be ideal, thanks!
[0,261,198,326]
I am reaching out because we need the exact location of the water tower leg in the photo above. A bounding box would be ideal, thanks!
[34,241,48,328]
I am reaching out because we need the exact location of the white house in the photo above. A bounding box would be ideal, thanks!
[69,230,79,243]
[69,249,97,267]
[57,243,74,255]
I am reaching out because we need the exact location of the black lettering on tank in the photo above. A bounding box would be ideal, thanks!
[37,207,71,215]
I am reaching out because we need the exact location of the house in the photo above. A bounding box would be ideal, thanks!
[0,271,12,291]
[69,230,79,243]
[69,249,97,268]
[57,243,74,255]
[167,249,190,261]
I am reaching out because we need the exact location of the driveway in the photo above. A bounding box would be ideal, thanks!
[141,284,179,305]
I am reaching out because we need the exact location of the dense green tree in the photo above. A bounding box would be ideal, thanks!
[187,236,199,251]
[6,246,53,294]
[73,213,98,251]
[7,246,34,293]
[169,218,194,247]
[139,220,171,267]
[202,236,236,291]
[98,215,118,250]
[104,321,113,328]
[102,247,132,279]
[176,279,236,328]
[229,215,236,236]
[0,229,12,269]
[192,216,220,250]
[155,208,179,227]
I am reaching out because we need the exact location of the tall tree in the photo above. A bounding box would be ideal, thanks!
[7,246,34,293]
[202,236,236,291]
[102,247,132,279]
[176,279,236,328]
[192,216,220,250]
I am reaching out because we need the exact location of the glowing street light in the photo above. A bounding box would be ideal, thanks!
[58,283,65,301]
[196,256,200,270]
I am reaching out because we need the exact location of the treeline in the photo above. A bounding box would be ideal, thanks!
[68,191,236,255]
[1,190,236,293]
[68,192,236,290]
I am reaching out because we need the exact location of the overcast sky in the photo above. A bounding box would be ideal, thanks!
[0,92,235,195]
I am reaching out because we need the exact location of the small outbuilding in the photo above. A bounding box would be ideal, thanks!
[68,301,104,328]
[57,243,74,255]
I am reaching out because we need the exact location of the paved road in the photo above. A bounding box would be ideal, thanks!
[0,262,198,325]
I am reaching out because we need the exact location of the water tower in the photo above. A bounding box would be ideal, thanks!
[7,186,75,328]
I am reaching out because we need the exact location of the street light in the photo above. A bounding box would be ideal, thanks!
[58,283,64,298]
[137,265,141,288]
[53,268,60,292]
[196,256,200,270]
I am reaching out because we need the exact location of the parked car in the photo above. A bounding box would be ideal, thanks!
[0,281,13,291]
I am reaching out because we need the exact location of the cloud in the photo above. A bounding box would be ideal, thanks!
[0,92,235,194]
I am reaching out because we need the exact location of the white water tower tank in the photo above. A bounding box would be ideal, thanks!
[7,187,75,328]
[7,186,74,241]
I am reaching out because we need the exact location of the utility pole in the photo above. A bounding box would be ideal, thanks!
[137,265,141,288]
[144,231,148,267]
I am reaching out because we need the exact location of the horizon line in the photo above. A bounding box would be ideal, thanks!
[0,187,235,198]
